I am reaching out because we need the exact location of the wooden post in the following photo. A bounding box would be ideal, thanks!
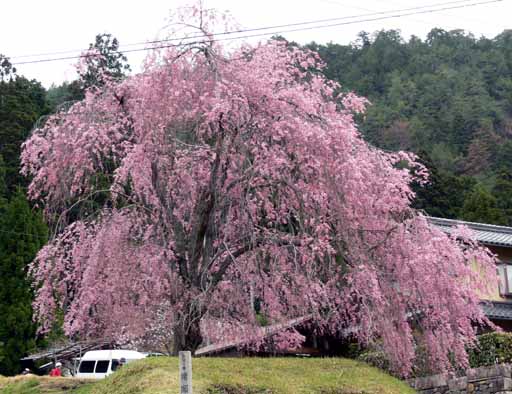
[179,351,193,394]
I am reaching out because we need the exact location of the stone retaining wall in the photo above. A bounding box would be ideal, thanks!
[409,364,512,394]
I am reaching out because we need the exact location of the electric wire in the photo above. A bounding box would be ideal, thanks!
[10,0,504,65]
[373,0,495,28]
[318,0,468,32]
[11,0,480,60]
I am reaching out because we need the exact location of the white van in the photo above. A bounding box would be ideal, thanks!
[76,350,146,379]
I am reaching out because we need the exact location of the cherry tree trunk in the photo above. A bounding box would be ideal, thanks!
[172,302,204,354]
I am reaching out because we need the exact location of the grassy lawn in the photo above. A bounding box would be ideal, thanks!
[0,376,93,393]
[0,357,416,394]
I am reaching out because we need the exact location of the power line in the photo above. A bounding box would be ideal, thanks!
[11,0,504,66]
[374,0,495,28]
[10,0,478,61]
[318,0,468,32]
[318,0,474,11]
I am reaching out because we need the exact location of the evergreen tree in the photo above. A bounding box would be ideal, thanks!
[0,189,47,375]
[461,184,507,225]
[412,151,475,218]
[492,168,512,224]
[45,33,131,112]
[0,55,16,82]
[0,75,48,193]
[0,155,8,198]
[79,33,131,90]
[46,80,84,112]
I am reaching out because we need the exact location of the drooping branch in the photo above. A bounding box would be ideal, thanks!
[21,5,498,376]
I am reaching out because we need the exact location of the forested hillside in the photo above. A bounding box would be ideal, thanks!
[308,28,512,224]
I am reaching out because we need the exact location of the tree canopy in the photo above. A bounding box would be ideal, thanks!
[0,55,49,374]
[0,70,48,193]
[46,33,131,113]
[21,8,497,376]
[77,33,131,91]
[0,189,47,375]
[0,55,16,82]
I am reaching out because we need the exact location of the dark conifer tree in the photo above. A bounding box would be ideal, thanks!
[0,189,47,375]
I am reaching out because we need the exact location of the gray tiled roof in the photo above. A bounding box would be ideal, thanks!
[428,217,512,248]
[195,315,312,356]
[482,301,512,320]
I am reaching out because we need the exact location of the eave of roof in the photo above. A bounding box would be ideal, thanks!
[482,300,512,320]
[20,340,112,362]
[195,315,313,356]
[428,217,512,248]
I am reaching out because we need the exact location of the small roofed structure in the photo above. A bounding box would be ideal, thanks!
[195,315,315,357]
[20,340,114,375]
[428,217,512,248]
[428,216,512,330]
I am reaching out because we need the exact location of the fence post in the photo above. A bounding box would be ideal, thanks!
[179,351,193,394]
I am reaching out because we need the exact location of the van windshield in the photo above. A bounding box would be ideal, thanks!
[111,359,120,371]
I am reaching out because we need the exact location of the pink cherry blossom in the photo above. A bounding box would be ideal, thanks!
[21,6,497,376]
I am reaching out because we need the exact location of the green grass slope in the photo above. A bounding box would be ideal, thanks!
[0,376,93,393]
[0,357,416,394]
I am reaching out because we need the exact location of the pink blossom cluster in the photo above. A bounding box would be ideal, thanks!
[22,8,497,376]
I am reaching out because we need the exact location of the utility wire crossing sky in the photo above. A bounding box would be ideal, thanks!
[1,0,510,87]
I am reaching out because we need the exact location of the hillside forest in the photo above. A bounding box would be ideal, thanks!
[1,28,512,374]
[309,28,512,224]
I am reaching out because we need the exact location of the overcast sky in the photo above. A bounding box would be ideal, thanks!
[2,0,511,87]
